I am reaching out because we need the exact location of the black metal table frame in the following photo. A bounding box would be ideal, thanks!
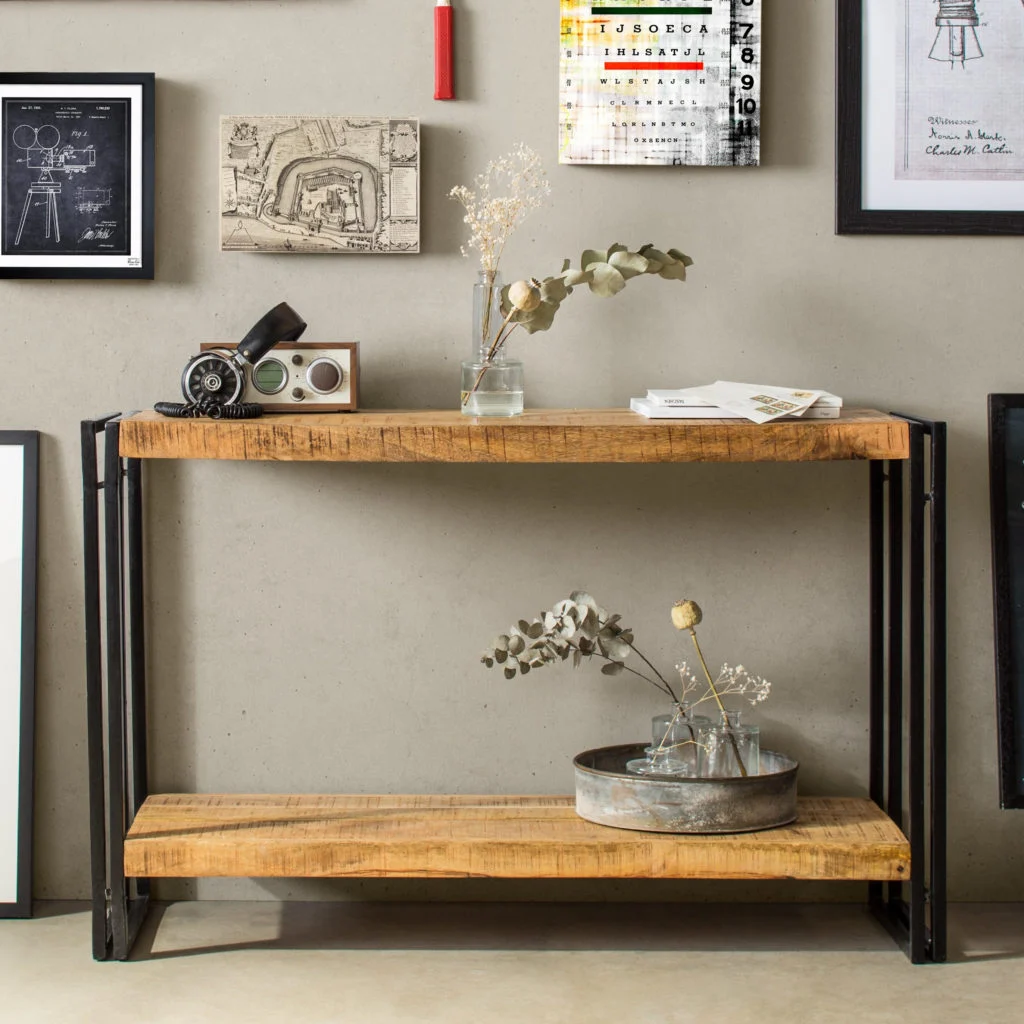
[80,413,948,963]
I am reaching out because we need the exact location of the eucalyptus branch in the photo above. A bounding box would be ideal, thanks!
[480,592,678,699]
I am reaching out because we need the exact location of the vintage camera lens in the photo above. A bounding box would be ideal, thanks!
[306,358,344,395]
[35,124,60,150]
[252,358,288,395]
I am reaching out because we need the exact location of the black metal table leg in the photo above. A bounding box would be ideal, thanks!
[81,417,117,961]
[103,420,129,960]
[126,459,150,852]
[886,457,905,933]
[877,414,948,964]
[868,460,885,913]
[82,416,150,961]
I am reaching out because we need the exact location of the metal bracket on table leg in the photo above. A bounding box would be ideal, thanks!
[81,415,150,961]
[869,415,947,964]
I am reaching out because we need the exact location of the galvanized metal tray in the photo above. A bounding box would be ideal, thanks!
[574,743,799,834]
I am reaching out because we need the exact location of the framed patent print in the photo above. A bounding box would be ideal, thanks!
[0,73,154,277]
[0,432,38,918]
[838,0,1024,233]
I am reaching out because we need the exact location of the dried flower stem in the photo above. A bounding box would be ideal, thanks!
[480,269,499,352]
[627,642,677,699]
[689,629,748,777]
[581,644,677,700]
[653,706,697,757]
[462,306,522,407]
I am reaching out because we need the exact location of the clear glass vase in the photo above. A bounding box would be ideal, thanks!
[461,270,524,417]
[697,709,761,778]
[626,703,711,777]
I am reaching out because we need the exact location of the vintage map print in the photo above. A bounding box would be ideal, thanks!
[220,115,419,253]
[559,0,761,166]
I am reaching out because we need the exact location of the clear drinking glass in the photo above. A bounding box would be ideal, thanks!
[627,704,711,777]
[461,270,524,417]
[697,709,761,778]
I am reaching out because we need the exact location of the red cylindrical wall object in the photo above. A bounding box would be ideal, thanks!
[435,2,455,101]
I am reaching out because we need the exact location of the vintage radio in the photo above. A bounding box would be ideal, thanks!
[199,341,359,412]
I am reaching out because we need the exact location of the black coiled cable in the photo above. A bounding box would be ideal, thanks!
[155,399,265,420]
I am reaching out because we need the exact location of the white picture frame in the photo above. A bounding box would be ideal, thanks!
[0,432,37,918]
[0,74,155,278]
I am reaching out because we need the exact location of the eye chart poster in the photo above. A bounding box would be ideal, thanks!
[897,0,1024,181]
[559,0,761,166]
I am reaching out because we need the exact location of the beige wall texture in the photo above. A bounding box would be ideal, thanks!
[2,0,1021,903]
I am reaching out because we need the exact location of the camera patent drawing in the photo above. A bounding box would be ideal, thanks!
[199,342,359,412]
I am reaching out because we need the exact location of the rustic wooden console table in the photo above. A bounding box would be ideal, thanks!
[81,409,946,962]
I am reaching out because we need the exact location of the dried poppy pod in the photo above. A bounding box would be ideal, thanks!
[508,279,542,312]
[671,599,703,631]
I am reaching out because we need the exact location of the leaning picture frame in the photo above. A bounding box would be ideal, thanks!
[837,0,1024,235]
[0,431,38,918]
[0,72,154,278]
[989,396,1024,810]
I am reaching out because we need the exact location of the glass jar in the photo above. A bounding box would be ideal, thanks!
[461,270,524,417]
[697,709,761,778]
[626,703,711,777]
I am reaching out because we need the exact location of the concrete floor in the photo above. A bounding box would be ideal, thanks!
[2,902,1023,1023]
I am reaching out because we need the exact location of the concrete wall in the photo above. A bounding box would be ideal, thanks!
[2,0,1020,902]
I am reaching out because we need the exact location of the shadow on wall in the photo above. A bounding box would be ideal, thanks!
[760,0,817,169]
[154,79,204,288]
[420,124,468,259]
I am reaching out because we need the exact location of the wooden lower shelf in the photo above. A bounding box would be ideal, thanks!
[124,795,909,882]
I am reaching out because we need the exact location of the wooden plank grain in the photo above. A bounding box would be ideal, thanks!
[123,795,910,881]
[117,410,911,463]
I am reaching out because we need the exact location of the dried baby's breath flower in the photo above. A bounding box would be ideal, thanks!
[449,144,551,277]
[676,661,772,709]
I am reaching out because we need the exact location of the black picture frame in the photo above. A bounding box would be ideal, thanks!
[0,72,154,279]
[0,431,38,919]
[836,0,1024,235]
[989,396,1024,809]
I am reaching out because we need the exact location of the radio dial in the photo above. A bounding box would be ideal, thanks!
[292,387,305,401]
[291,354,304,366]
[306,357,344,395]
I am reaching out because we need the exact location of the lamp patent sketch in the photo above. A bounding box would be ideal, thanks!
[11,124,95,246]
[929,0,984,68]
